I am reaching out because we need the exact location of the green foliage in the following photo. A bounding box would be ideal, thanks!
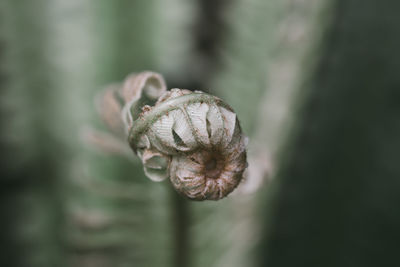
[0,1,63,266]
[260,0,400,266]
[211,0,280,134]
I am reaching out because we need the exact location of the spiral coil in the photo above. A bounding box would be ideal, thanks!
[96,72,248,200]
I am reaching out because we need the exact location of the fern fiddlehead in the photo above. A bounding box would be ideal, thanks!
[95,71,248,201]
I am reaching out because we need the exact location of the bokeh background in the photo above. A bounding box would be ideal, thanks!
[1,0,399,267]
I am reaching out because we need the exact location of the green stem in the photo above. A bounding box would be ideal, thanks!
[172,191,190,267]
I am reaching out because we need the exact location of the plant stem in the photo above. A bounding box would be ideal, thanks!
[171,191,190,267]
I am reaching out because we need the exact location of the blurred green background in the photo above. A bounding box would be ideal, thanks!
[1,0,399,267]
